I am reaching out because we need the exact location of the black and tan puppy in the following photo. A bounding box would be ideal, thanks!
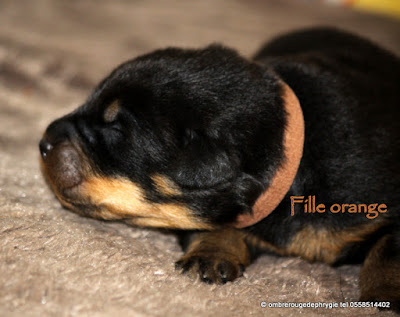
[39,28,400,310]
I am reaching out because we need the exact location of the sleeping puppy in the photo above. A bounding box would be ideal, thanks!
[39,27,400,310]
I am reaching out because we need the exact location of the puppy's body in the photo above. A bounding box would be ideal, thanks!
[39,28,400,310]
[249,28,400,258]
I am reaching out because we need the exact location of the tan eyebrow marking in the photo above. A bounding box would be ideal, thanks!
[104,100,120,123]
[151,174,182,196]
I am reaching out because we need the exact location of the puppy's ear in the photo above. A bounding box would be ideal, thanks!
[170,129,238,189]
[168,128,264,223]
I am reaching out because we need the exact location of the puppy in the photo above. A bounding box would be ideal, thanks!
[39,27,400,310]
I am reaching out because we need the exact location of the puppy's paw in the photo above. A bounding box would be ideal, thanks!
[359,234,400,313]
[175,252,245,284]
[175,229,251,284]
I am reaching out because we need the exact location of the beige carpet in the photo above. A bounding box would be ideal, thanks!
[0,1,399,316]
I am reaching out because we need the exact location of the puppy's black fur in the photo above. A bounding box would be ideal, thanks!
[40,28,400,311]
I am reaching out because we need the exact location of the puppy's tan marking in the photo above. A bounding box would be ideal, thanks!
[80,176,212,229]
[245,222,384,264]
[151,174,181,196]
[286,222,385,263]
[104,100,120,123]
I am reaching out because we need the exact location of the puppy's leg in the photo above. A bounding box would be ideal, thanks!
[175,229,252,284]
[359,232,400,312]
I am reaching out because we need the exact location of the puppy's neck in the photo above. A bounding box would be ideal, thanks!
[234,81,305,228]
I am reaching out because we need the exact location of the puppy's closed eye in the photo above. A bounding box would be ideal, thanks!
[182,128,198,147]
[104,100,120,123]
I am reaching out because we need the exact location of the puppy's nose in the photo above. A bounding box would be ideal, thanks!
[40,119,76,160]
[39,138,53,159]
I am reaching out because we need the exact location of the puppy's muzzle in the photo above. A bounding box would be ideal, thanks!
[39,120,84,197]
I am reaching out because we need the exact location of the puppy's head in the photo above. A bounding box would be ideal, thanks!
[39,45,285,229]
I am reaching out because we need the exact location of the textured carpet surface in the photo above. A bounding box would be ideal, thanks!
[0,1,399,316]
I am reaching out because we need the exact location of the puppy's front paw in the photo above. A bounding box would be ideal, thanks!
[175,252,245,284]
[175,229,251,284]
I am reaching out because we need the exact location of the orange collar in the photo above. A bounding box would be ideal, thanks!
[234,81,305,228]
